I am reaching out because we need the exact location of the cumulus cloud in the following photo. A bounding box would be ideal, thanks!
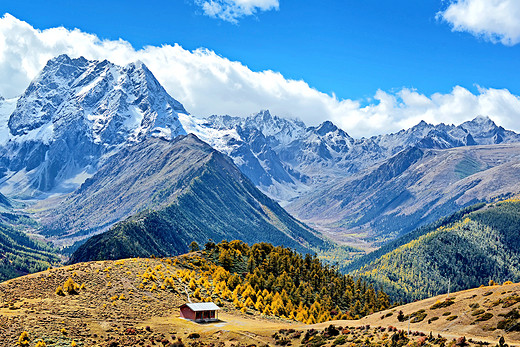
[438,0,520,45]
[194,0,279,23]
[0,13,520,138]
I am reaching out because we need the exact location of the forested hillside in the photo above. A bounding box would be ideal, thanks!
[199,240,390,322]
[0,222,60,281]
[352,199,520,302]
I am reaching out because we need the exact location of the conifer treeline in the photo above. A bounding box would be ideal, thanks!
[0,223,60,281]
[200,240,390,323]
[354,199,520,302]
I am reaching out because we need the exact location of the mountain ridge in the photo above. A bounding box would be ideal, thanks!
[349,198,520,302]
[0,54,188,197]
[35,134,326,258]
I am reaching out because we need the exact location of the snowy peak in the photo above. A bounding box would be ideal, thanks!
[0,55,189,195]
[8,54,187,143]
[315,120,339,136]
[243,110,306,146]
[459,115,520,145]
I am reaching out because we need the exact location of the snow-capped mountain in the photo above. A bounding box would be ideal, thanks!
[181,110,520,203]
[0,55,187,196]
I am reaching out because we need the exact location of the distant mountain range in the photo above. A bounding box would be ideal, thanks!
[184,110,520,246]
[185,111,520,203]
[1,54,519,256]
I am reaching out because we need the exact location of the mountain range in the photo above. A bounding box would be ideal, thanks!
[0,54,519,260]
[183,110,520,246]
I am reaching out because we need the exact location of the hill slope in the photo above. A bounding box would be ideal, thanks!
[354,282,520,343]
[57,135,326,261]
[351,198,520,302]
[0,222,60,281]
[3,250,520,346]
[1,242,387,346]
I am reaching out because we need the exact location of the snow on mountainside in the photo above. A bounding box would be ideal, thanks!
[0,55,188,197]
[181,109,520,204]
[0,97,17,147]
[180,110,309,204]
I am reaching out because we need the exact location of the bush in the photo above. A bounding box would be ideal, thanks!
[56,286,65,296]
[411,310,427,323]
[446,315,458,321]
[18,331,30,347]
[428,317,439,324]
[474,312,493,322]
[333,335,347,346]
[63,278,79,295]
[171,338,185,347]
[430,298,455,310]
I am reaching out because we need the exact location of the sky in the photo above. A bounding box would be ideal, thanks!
[0,0,519,137]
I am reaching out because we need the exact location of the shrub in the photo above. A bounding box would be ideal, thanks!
[35,341,47,347]
[332,335,347,346]
[18,331,30,347]
[411,310,427,323]
[63,278,79,295]
[171,338,185,347]
[428,317,439,324]
[474,312,493,322]
[446,315,458,321]
[56,286,65,296]
[455,336,467,346]
[430,298,455,310]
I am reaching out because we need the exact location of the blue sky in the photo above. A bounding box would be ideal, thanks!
[4,0,519,100]
[0,0,519,136]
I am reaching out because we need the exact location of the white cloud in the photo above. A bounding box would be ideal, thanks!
[194,0,279,23]
[0,13,520,138]
[438,0,520,45]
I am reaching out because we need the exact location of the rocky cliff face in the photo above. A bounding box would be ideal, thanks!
[0,55,187,197]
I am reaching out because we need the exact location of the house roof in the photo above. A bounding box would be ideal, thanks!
[180,302,220,311]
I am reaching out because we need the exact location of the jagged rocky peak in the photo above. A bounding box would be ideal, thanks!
[460,115,498,134]
[243,110,306,144]
[8,54,187,143]
[314,120,352,138]
[0,54,189,195]
[459,115,520,145]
